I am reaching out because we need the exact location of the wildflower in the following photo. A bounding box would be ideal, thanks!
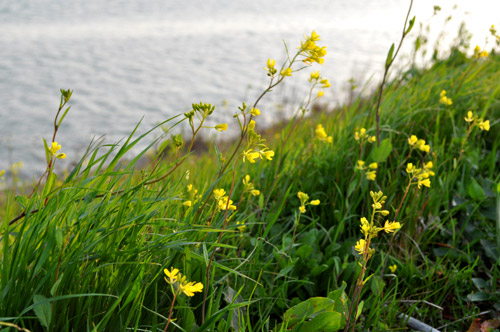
[260,149,275,161]
[439,90,453,106]
[474,45,489,58]
[164,267,180,284]
[355,239,367,255]
[213,188,226,200]
[179,281,204,297]
[48,142,62,155]
[300,31,327,64]
[280,67,292,76]
[243,149,260,163]
[355,160,365,170]
[236,221,247,232]
[417,178,431,189]
[408,135,418,146]
[215,123,228,132]
[317,90,325,98]
[368,162,378,170]
[479,120,490,131]
[309,70,320,81]
[315,124,333,143]
[320,79,331,88]
[406,163,415,174]
[0,169,5,177]
[366,171,376,181]
[299,206,306,213]
[183,201,192,207]
[367,136,376,143]
[250,108,260,116]
[56,153,66,159]
[389,265,397,273]
[383,220,401,233]
[310,199,320,205]
[251,189,260,196]
[218,196,237,211]
[465,111,475,122]
[248,120,256,131]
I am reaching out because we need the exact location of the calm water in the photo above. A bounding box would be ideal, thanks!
[0,0,498,176]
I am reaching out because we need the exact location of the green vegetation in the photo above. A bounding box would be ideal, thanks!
[1,19,500,332]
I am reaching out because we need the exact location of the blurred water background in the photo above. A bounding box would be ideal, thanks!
[1,0,499,176]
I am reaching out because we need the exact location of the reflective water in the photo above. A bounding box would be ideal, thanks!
[0,0,498,176]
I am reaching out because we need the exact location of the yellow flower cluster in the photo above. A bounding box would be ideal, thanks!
[309,70,331,98]
[406,161,435,189]
[464,111,490,131]
[213,188,237,211]
[297,191,320,213]
[164,267,203,297]
[439,90,452,106]
[355,160,378,181]
[407,135,430,153]
[236,220,246,233]
[473,45,489,58]
[314,124,333,143]
[183,184,201,208]
[354,128,376,144]
[355,191,401,259]
[300,31,327,65]
[242,120,275,163]
[242,175,260,197]
[266,59,277,76]
[48,141,67,159]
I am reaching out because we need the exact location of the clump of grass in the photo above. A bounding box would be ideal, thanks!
[1,10,500,332]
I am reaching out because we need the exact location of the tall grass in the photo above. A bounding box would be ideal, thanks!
[1,18,500,332]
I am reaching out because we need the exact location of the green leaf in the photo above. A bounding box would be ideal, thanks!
[405,16,416,35]
[33,294,52,329]
[284,297,341,329]
[370,138,392,163]
[14,195,28,210]
[385,43,395,69]
[467,292,491,302]
[291,311,342,332]
[467,178,484,201]
[43,138,50,165]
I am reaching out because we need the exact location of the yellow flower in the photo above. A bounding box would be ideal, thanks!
[218,196,237,211]
[243,149,260,163]
[267,59,276,70]
[417,178,431,189]
[355,160,365,170]
[317,90,325,98]
[215,123,228,132]
[309,70,320,81]
[439,90,452,105]
[0,169,5,177]
[366,171,376,181]
[179,281,203,297]
[368,162,378,170]
[383,220,401,233]
[164,267,179,284]
[320,79,331,88]
[355,239,367,255]
[250,108,260,116]
[213,188,226,200]
[406,163,415,174]
[310,199,320,205]
[251,189,260,196]
[315,124,333,143]
[465,111,474,122]
[49,141,62,155]
[479,120,490,131]
[389,264,397,273]
[297,191,309,202]
[248,120,256,131]
[368,136,376,143]
[56,153,66,159]
[408,135,418,146]
[183,200,192,207]
[299,205,306,213]
[260,149,275,161]
[280,67,292,76]
[360,217,370,237]
[236,221,247,232]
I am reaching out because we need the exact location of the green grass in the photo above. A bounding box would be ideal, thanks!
[1,36,500,331]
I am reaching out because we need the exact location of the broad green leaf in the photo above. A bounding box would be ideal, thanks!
[467,178,484,201]
[33,294,52,329]
[370,138,392,163]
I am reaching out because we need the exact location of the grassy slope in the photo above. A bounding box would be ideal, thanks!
[1,48,499,331]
